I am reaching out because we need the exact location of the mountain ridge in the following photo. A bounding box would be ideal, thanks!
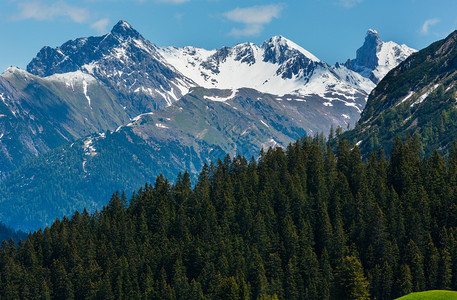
[0,22,417,230]
[340,30,457,156]
[0,22,413,180]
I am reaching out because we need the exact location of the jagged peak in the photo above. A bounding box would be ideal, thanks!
[232,41,258,51]
[237,41,256,46]
[268,35,286,42]
[115,20,132,29]
[264,35,294,47]
[366,29,379,37]
[262,35,320,62]
[110,20,141,41]
[364,29,382,46]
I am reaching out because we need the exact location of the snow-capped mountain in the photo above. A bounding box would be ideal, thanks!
[25,22,413,122]
[345,29,416,84]
[159,35,374,105]
[0,21,416,181]
[27,20,195,110]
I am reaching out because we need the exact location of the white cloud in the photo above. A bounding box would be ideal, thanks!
[336,0,363,8]
[91,18,110,33]
[228,24,264,37]
[224,4,284,37]
[15,1,90,23]
[421,18,440,35]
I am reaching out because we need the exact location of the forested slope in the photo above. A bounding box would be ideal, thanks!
[1,136,457,299]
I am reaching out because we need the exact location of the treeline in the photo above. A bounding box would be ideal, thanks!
[2,135,457,299]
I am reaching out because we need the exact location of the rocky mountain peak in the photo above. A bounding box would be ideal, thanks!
[366,29,381,40]
[110,20,142,41]
[262,35,320,65]
[344,29,416,84]
[266,35,286,45]
[355,29,383,69]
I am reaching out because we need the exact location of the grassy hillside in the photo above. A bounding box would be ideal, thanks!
[396,290,457,299]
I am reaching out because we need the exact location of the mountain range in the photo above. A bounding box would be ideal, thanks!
[0,21,415,230]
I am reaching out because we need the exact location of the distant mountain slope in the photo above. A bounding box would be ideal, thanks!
[159,29,415,131]
[0,21,199,179]
[0,23,417,230]
[341,30,457,156]
[0,67,131,179]
[0,87,318,230]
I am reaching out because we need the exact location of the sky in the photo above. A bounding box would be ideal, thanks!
[0,0,456,73]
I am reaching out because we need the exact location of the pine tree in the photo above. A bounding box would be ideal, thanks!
[334,255,370,300]
[397,264,413,298]
[51,259,74,300]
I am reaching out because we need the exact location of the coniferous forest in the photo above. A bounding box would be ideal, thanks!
[2,135,457,299]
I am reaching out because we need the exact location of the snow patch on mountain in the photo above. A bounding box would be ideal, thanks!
[46,71,97,109]
[260,120,270,128]
[412,84,440,107]
[156,123,169,129]
[371,41,416,81]
[398,91,414,106]
[0,93,6,105]
[204,89,239,102]
[83,80,92,109]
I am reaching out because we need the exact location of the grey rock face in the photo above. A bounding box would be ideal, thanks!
[27,20,139,77]
[345,30,416,84]
[350,30,382,70]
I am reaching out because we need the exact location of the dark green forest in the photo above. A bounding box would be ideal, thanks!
[0,222,27,244]
[2,135,457,299]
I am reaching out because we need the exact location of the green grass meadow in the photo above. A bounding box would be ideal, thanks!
[396,290,457,299]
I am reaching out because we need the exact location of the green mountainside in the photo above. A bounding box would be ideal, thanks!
[0,68,133,179]
[341,31,457,156]
[0,88,316,231]
[1,136,457,299]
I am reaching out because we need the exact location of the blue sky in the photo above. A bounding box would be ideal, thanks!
[0,0,456,73]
